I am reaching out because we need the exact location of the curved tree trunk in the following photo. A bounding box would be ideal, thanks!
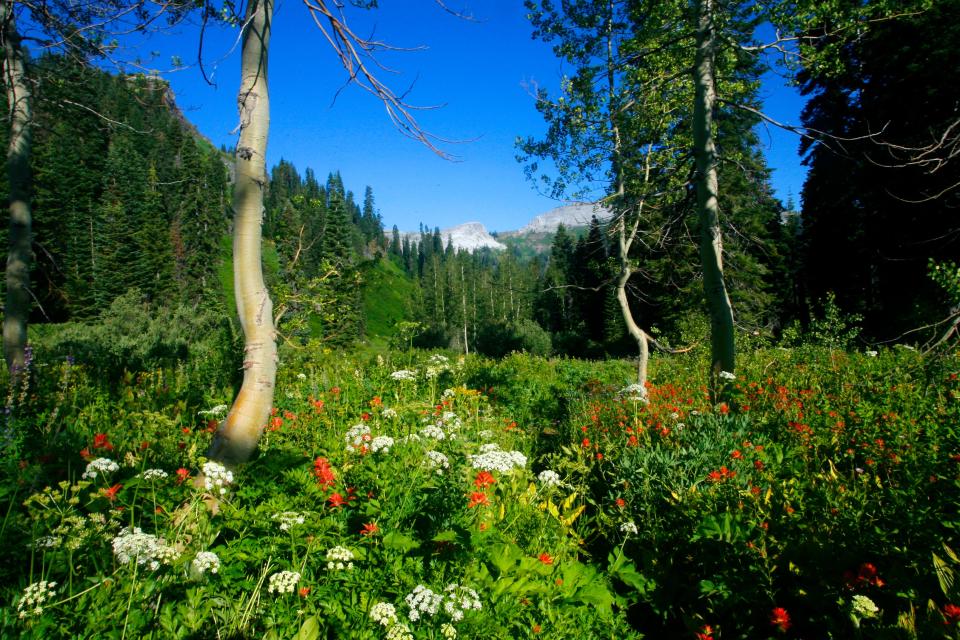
[615,256,649,394]
[2,0,32,377]
[208,0,276,465]
[693,0,735,387]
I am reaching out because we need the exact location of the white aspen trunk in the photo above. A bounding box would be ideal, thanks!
[2,1,32,376]
[606,2,649,393]
[693,0,735,384]
[615,217,650,395]
[461,263,468,355]
[208,0,276,465]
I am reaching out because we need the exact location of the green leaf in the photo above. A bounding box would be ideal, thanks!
[432,530,457,543]
[382,531,419,553]
[294,616,321,640]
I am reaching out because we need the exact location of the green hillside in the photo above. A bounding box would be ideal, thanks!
[361,257,415,343]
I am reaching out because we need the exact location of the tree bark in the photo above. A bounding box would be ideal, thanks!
[208,0,276,465]
[615,216,650,395]
[2,0,32,377]
[693,0,735,384]
[606,1,649,394]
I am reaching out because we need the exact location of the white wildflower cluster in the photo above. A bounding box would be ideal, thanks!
[425,354,450,379]
[297,372,308,380]
[620,521,639,536]
[371,435,395,454]
[371,601,414,640]
[420,424,446,441]
[437,411,462,430]
[391,369,417,381]
[17,580,57,619]
[34,535,62,550]
[851,594,880,618]
[425,450,450,474]
[268,570,301,594]
[441,388,456,400]
[537,470,562,488]
[469,443,527,473]
[202,461,234,495]
[477,429,494,440]
[191,551,221,575]
[718,370,737,381]
[345,423,373,451]
[382,407,398,419]
[405,585,443,621]
[441,623,457,639]
[325,545,355,571]
[112,527,180,570]
[370,602,399,627]
[198,404,229,418]
[442,584,482,622]
[139,468,169,481]
[272,511,306,531]
[386,623,414,640]
[619,383,648,402]
[865,350,878,357]
[82,457,119,480]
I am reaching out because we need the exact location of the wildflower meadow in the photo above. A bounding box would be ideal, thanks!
[1,342,959,639]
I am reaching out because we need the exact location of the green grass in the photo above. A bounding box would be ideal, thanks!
[361,257,415,340]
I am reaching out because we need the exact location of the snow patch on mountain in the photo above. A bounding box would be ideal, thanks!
[403,222,505,252]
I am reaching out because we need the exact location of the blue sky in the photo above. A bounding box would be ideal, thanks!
[131,1,807,232]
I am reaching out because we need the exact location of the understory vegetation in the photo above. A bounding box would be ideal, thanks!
[1,332,958,639]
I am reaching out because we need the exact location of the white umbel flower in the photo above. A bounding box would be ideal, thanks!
[82,457,119,480]
[17,580,57,619]
[469,444,526,473]
[273,511,306,531]
[537,470,562,488]
[191,551,221,575]
[405,585,442,621]
[425,450,450,474]
[112,527,179,570]
[386,622,414,640]
[369,602,398,627]
[851,594,880,618]
[443,583,482,622]
[268,570,301,594]
[620,521,639,536]
[139,468,169,481]
[325,545,355,571]
[201,461,233,495]
[371,435,395,454]
[390,369,417,381]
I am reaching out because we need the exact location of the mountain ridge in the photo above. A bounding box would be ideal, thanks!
[401,202,613,253]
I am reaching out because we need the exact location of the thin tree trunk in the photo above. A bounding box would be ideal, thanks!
[615,216,650,395]
[209,0,276,465]
[606,1,650,393]
[2,1,32,376]
[461,263,468,355]
[693,0,735,384]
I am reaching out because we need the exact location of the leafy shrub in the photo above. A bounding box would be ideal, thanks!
[31,289,239,383]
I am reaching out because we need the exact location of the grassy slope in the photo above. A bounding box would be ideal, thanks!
[361,257,415,343]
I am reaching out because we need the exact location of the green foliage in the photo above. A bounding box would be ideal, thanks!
[798,0,960,338]
[30,290,240,383]
[0,348,640,640]
[808,292,863,349]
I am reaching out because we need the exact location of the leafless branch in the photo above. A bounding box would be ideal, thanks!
[60,98,152,133]
[300,0,466,159]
